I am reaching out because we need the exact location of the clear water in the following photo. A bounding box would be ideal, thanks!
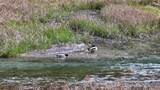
[0,55,160,85]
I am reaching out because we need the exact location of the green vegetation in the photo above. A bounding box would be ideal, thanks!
[60,0,106,11]
[69,19,120,38]
[0,0,160,57]
[135,5,160,16]
[101,5,160,37]
[0,21,75,57]
[44,26,75,44]
[69,19,159,39]
[128,0,159,5]
[118,22,160,37]
[37,10,72,24]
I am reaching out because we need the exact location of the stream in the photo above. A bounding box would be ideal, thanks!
[0,55,160,89]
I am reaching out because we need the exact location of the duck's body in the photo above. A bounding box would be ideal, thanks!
[56,53,68,59]
[87,45,98,53]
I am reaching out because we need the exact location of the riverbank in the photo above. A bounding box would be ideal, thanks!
[0,0,160,57]
[19,36,160,59]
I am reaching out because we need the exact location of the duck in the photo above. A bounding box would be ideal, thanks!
[87,45,98,53]
[56,53,68,59]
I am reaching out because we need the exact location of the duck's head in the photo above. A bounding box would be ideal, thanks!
[91,45,96,47]
[65,54,68,57]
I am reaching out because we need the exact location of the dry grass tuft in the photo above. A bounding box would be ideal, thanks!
[0,0,159,23]
[0,0,160,57]
[0,0,32,23]
[101,5,158,25]
[0,0,105,23]
[0,0,64,23]
[130,0,160,5]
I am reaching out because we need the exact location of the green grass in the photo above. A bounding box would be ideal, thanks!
[0,20,75,57]
[61,0,105,11]
[100,5,160,38]
[0,0,114,57]
[35,9,72,24]
[44,26,75,44]
[1,0,160,57]
[135,5,160,16]
[75,1,105,10]
[118,21,160,37]
[69,19,160,39]
[31,0,106,24]
[128,0,155,5]
[69,19,120,39]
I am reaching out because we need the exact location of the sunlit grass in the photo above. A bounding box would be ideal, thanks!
[0,20,75,57]
[135,5,160,17]
[44,26,75,44]
[69,18,160,39]
[100,5,160,37]
[69,19,120,38]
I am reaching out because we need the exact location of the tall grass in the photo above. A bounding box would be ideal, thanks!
[69,19,120,39]
[69,18,159,39]
[134,5,160,16]
[0,0,33,23]
[0,0,160,57]
[0,20,75,57]
[101,5,160,37]
[101,5,158,25]
[44,26,75,44]
[59,0,106,11]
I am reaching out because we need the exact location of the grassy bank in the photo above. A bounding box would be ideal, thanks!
[1,22,75,57]
[0,0,160,57]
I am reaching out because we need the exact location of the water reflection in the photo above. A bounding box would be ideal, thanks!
[0,56,159,84]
